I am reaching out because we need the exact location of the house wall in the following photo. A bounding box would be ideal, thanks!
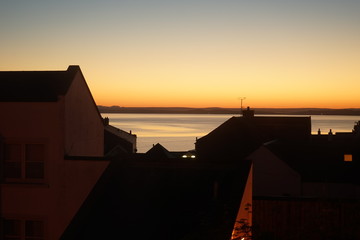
[1,72,109,239]
[302,182,360,198]
[249,146,301,197]
[64,70,104,156]
[0,101,64,187]
[253,197,360,240]
[104,125,137,153]
[1,101,64,239]
[50,159,109,239]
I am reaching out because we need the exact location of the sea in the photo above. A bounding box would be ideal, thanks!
[101,113,360,153]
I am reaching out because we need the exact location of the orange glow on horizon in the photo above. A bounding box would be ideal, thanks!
[95,97,360,109]
[1,1,359,110]
[92,80,360,109]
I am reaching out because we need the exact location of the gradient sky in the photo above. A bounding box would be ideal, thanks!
[1,0,359,108]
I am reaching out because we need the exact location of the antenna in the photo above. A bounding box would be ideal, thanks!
[238,97,246,111]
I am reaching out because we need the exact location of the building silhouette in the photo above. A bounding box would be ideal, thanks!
[2,66,360,239]
[0,66,135,240]
[197,107,360,239]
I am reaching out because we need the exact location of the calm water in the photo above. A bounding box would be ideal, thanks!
[101,113,360,153]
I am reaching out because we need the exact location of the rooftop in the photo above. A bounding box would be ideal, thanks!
[0,65,80,102]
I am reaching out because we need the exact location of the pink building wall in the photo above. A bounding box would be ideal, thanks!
[64,68,104,156]
[1,66,109,240]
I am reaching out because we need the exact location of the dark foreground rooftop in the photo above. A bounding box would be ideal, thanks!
[61,151,251,240]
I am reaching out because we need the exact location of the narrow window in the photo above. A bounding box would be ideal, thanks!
[4,144,22,179]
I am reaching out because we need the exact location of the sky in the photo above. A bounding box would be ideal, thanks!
[1,0,359,108]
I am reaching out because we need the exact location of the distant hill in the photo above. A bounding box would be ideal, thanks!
[98,105,360,115]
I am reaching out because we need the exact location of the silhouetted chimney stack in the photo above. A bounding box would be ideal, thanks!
[328,129,333,141]
[242,106,254,118]
[353,121,360,138]
[103,117,109,126]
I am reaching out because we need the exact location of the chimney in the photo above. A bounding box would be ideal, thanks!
[328,129,333,141]
[103,117,110,126]
[353,121,360,135]
[242,106,254,118]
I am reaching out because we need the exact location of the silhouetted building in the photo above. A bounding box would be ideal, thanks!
[4,68,358,240]
[196,107,311,162]
[104,124,137,154]
[0,66,135,240]
[61,142,252,240]
[248,127,360,239]
[195,108,360,239]
[196,108,360,240]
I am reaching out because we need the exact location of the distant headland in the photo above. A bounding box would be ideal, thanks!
[98,105,360,115]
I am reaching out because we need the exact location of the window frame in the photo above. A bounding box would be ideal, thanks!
[2,217,46,240]
[2,140,47,184]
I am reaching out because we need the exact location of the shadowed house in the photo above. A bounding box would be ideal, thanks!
[195,107,311,163]
[0,65,250,240]
[252,129,360,199]
[0,66,135,240]
[193,108,311,239]
[61,143,253,240]
[196,108,360,239]
[104,122,137,154]
[247,127,360,240]
[144,143,196,160]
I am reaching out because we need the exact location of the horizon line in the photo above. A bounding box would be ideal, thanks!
[97,105,360,110]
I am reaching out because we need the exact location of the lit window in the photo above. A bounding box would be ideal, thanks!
[4,219,44,240]
[344,154,352,162]
[4,143,45,182]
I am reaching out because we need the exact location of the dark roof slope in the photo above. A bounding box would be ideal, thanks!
[198,116,311,143]
[0,65,80,102]
[265,136,360,185]
[196,115,311,162]
[61,155,251,240]
[146,143,174,159]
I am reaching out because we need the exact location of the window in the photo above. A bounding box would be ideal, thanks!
[3,219,21,240]
[4,144,22,179]
[4,143,45,182]
[344,154,352,162]
[3,219,44,240]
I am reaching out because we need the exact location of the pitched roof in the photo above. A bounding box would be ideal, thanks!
[196,115,311,162]
[198,115,311,143]
[264,137,360,184]
[145,143,175,159]
[0,65,80,102]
